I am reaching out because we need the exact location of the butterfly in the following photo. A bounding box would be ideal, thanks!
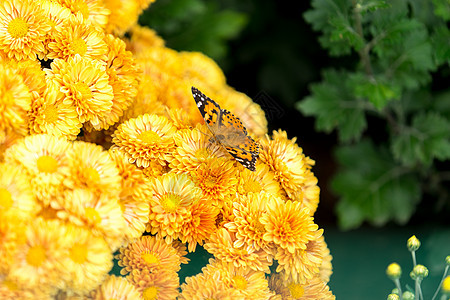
[191,86,259,171]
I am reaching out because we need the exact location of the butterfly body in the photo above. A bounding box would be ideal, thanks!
[191,86,259,171]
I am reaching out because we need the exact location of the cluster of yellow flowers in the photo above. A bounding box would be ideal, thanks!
[0,0,335,299]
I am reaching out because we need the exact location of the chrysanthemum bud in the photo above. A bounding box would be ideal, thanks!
[407,235,421,252]
[402,291,414,300]
[410,264,428,280]
[386,263,402,280]
[442,275,450,295]
[387,293,400,300]
[445,255,450,266]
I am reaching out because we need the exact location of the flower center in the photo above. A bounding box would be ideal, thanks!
[71,38,87,56]
[141,251,160,266]
[42,104,59,124]
[26,245,46,267]
[85,207,101,225]
[3,280,18,291]
[85,167,100,183]
[243,179,262,193]
[139,130,161,144]
[195,148,210,159]
[0,188,13,210]
[8,18,29,38]
[37,155,58,173]
[70,243,88,264]
[74,81,92,100]
[161,193,181,213]
[142,286,158,300]
[287,282,304,299]
[254,219,266,234]
[232,275,248,290]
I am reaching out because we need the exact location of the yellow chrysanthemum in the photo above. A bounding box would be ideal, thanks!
[181,197,219,252]
[9,59,46,95]
[268,273,335,300]
[0,0,51,60]
[0,162,38,220]
[58,188,125,251]
[54,0,110,29]
[117,235,182,276]
[41,1,72,41]
[190,158,238,208]
[110,150,150,241]
[0,62,31,140]
[146,173,200,243]
[45,55,114,127]
[169,126,228,173]
[47,13,107,61]
[63,141,121,199]
[317,236,333,283]
[61,224,113,295]
[218,86,268,138]
[3,134,72,206]
[134,47,180,85]
[91,275,142,300]
[87,34,139,130]
[8,218,68,294]
[125,25,165,54]
[274,236,324,284]
[179,272,241,300]
[165,107,198,130]
[0,213,27,274]
[0,130,22,161]
[178,51,226,88]
[104,0,140,36]
[259,130,320,214]
[202,259,274,299]
[170,240,190,265]
[28,83,82,140]
[127,268,179,300]
[112,114,176,168]
[236,162,282,196]
[261,199,322,254]
[224,193,276,254]
[0,275,53,300]
[203,228,273,273]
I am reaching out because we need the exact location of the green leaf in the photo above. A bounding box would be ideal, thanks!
[431,25,450,65]
[432,0,450,21]
[297,69,367,142]
[332,140,421,230]
[391,112,450,166]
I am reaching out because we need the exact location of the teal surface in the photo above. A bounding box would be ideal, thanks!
[324,225,450,299]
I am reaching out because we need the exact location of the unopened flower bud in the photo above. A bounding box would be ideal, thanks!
[407,235,420,252]
[445,255,450,266]
[386,263,402,280]
[410,264,428,280]
[402,291,414,300]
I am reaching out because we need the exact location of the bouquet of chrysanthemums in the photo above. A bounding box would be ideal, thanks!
[0,0,335,299]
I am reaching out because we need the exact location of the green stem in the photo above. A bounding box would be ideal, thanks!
[394,278,403,300]
[353,1,374,77]
[431,265,449,300]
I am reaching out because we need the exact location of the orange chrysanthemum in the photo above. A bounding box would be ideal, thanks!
[45,55,114,127]
[91,275,142,300]
[224,193,276,254]
[112,114,176,168]
[104,0,140,36]
[202,259,274,299]
[117,235,182,275]
[259,130,320,215]
[54,0,110,29]
[0,213,27,274]
[261,199,322,254]
[146,173,200,243]
[180,197,219,252]
[317,236,333,283]
[178,51,226,89]
[47,13,107,61]
[268,273,335,300]
[190,158,238,208]
[236,162,282,196]
[203,228,273,273]
[28,83,82,140]
[0,61,31,140]
[0,0,51,60]
[169,126,227,173]
[179,272,241,300]
[125,25,165,54]
[9,59,46,95]
[3,134,72,206]
[127,268,179,300]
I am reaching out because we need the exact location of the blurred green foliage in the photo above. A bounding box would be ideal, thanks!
[139,0,248,61]
[297,0,450,229]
